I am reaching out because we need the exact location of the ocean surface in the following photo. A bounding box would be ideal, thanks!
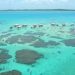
[0,11,75,75]
[0,11,75,31]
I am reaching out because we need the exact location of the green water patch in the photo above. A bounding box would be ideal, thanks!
[55,54,75,75]
[0,43,7,46]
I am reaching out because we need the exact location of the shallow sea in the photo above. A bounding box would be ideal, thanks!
[0,11,75,75]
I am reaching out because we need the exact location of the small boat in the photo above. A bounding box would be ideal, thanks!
[32,25,37,28]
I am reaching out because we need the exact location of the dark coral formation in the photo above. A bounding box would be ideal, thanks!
[0,70,21,75]
[48,41,60,46]
[31,39,60,48]
[0,33,11,39]
[0,33,11,46]
[0,68,2,70]
[5,35,38,44]
[62,39,75,47]
[57,51,61,54]
[69,28,75,35]
[51,36,63,39]
[0,48,12,64]
[31,39,48,47]
[16,49,43,65]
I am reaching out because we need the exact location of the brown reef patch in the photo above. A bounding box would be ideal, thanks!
[0,70,21,75]
[0,48,11,64]
[16,49,43,65]
[62,39,75,47]
[6,35,38,44]
[31,39,60,48]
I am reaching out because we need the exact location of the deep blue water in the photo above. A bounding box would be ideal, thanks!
[0,11,75,23]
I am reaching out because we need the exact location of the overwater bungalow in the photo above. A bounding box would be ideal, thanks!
[14,24,22,28]
[62,24,66,27]
[56,24,59,26]
[38,25,43,27]
[13,24,23,29]
[50,23,57,26]
[22,25,28,28]
[32,25,37,28]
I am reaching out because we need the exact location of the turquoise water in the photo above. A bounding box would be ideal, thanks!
[0,11,75,75]
[0,11,75,31]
